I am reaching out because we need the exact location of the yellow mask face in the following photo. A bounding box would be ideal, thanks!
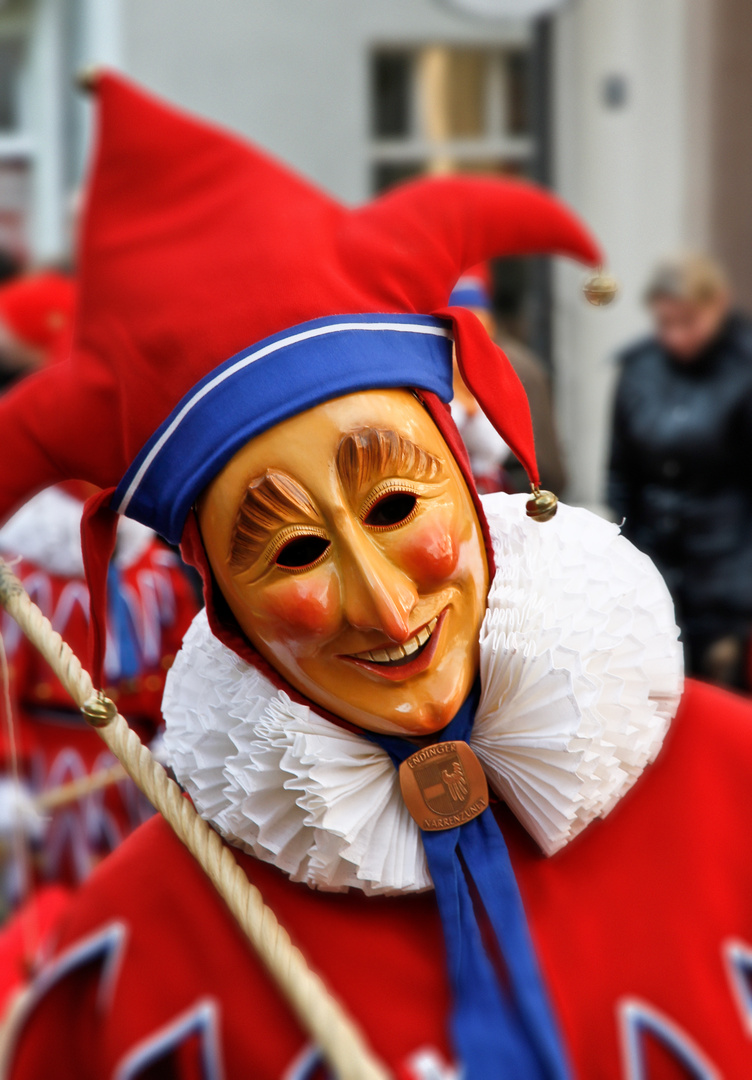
[199,389,489,736]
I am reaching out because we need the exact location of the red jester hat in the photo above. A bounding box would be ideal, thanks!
[0,72,601,684]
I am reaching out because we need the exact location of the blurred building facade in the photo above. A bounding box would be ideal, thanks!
[2,0,748,509]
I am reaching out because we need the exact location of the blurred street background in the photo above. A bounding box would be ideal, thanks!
[0,0,748,513]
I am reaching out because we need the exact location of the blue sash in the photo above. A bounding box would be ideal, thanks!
[368,689,571,1079]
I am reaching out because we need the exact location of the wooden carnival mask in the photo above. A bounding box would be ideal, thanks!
[198,389,489,736]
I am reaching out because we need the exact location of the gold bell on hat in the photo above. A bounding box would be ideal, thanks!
[583,268,618,307]
[526,486,558,522]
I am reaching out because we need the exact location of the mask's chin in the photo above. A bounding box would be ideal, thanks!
[373,703,460,738]
[316,695,461,739]
[280,665,471,743]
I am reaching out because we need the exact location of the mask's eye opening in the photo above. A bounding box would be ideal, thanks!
[275,535,331,569]
[364,492,418,529]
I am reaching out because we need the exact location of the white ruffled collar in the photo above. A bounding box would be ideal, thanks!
[162,494,683,895]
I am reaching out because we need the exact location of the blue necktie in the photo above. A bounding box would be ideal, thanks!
[367,688,571,1080]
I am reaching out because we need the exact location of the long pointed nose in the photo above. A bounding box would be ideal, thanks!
[338,526,418,643]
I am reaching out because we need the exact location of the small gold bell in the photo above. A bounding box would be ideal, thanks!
[583,269,618,307]
[526,487,558,522]
[81,690,117,728]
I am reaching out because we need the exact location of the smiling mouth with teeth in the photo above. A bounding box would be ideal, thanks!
[342,611,445,681]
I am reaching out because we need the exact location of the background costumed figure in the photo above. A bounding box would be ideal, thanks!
[0,486,197,888]
[0,265,199,896]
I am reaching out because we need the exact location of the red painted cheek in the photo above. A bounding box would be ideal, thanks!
[254,574,341,639]
[397,518,460,585]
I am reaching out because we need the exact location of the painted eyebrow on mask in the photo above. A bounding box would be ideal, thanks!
[229,470,322,571]
[336,428,441,496]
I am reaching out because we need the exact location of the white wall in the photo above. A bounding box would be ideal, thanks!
[120,0,528,203]
[551,0,696,510]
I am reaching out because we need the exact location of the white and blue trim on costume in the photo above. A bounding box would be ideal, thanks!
[724,938,752,1035]
[618,997,720,1080]
[114,998,224,1080]
[282,1043,325,1080]
[5,921,127,1061]
[113,313,454,545]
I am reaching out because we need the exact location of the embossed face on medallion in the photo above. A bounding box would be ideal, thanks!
[199,389,489,735]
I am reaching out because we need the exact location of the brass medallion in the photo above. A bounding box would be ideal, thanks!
[399,740,488,831]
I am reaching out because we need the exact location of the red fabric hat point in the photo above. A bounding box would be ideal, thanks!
[0,70,603,539]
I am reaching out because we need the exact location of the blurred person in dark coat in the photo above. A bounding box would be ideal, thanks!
[608,254,752,688]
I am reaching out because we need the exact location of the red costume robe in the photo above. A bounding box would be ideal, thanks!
[5,678,752,1080]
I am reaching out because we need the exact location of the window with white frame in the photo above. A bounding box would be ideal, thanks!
[369,39,547,352]
[370,44,535,194]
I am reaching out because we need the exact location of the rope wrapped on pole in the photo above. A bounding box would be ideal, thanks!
[0,557,391,1080]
